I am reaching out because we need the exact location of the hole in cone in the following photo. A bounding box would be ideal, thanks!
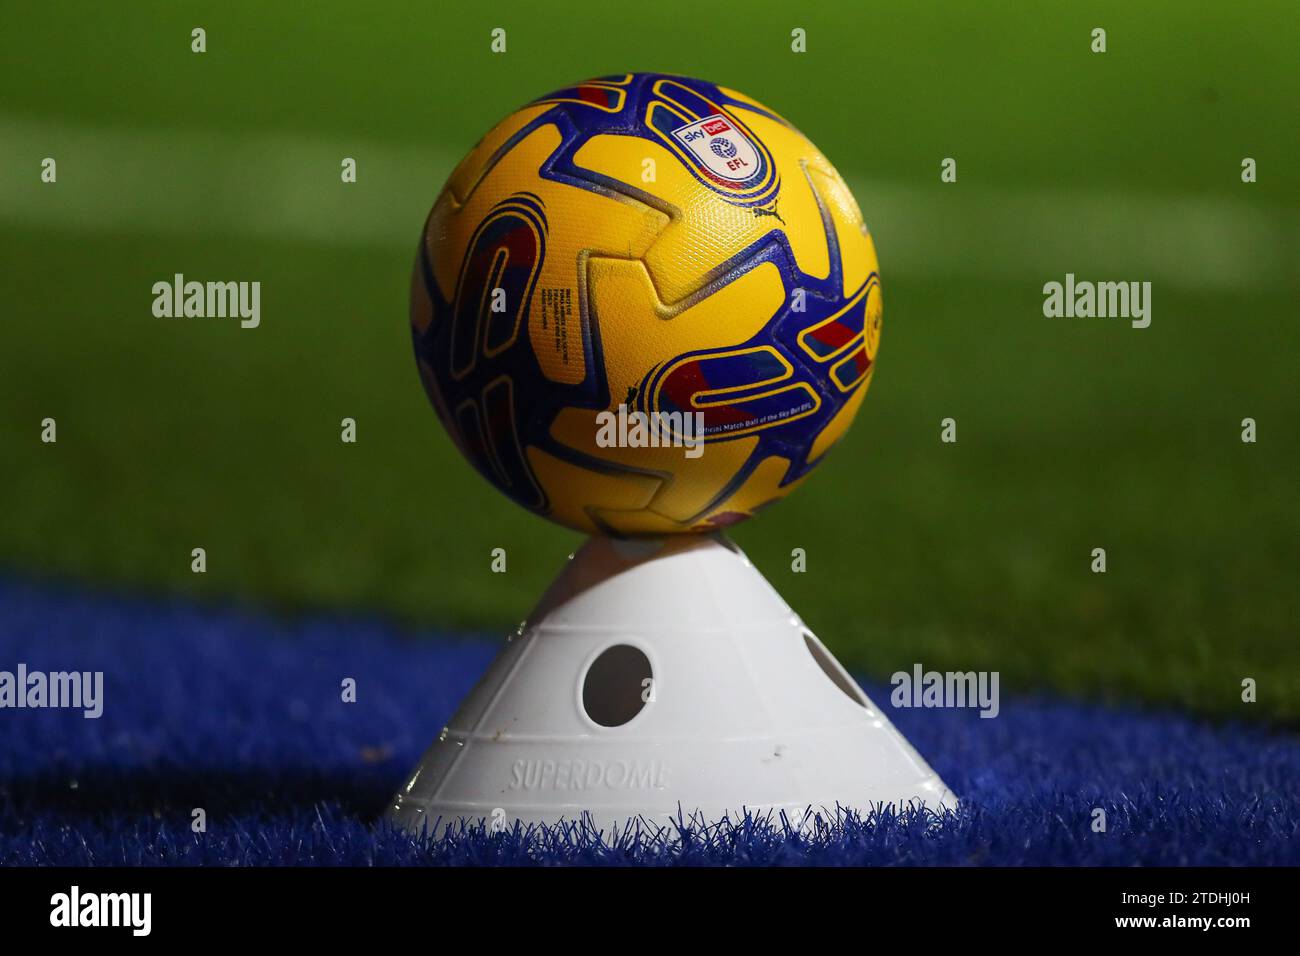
[581,644,653,727]
[803,631,869,707]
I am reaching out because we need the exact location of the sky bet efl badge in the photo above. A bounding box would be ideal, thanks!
[671,113,760,181]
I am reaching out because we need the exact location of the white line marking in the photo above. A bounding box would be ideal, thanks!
[2,115,1293,290]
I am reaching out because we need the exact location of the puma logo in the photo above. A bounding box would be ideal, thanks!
[753,203,785,225]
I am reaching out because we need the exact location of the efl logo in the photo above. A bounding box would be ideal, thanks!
[671,113,760,182]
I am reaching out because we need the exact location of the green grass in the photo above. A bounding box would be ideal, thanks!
[2,1,1297,719]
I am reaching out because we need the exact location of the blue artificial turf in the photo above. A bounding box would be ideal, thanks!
[0,578,1296,866]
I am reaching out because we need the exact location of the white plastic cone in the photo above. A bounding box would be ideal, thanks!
[388,534,956,834]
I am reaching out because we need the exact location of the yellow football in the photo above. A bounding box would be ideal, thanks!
[411,73,881,536]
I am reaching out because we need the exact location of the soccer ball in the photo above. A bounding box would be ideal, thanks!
[410,72,882,536]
